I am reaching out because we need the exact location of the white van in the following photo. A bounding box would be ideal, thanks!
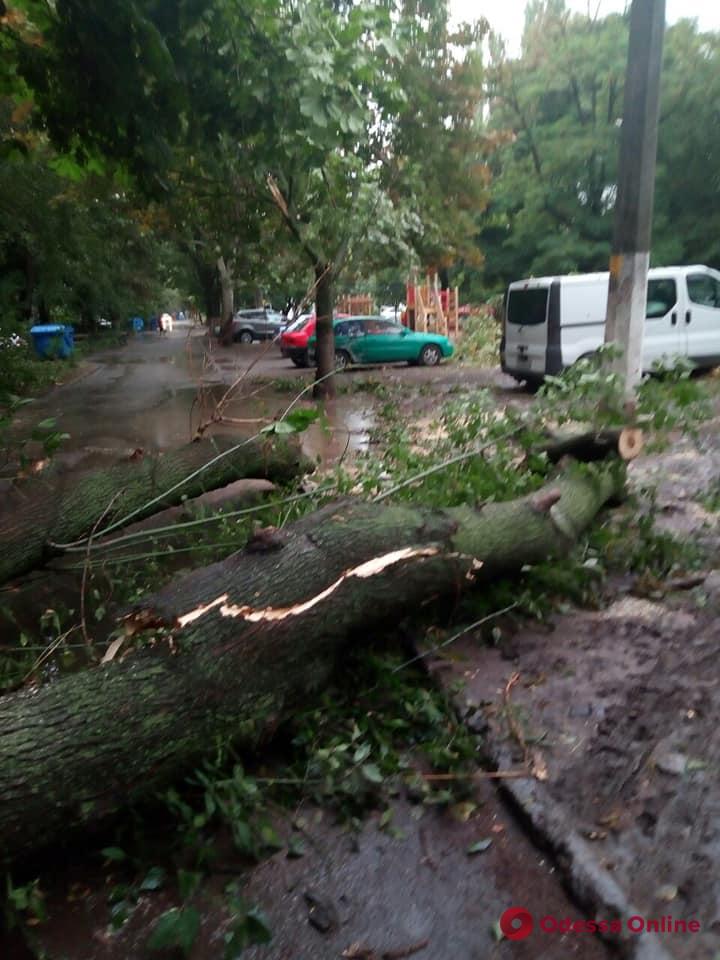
[500,265,720,384]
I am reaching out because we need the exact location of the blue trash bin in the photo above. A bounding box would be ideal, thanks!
[131,316,144,332]
[30,324,74,359]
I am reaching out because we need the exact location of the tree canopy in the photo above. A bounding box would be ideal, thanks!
[474,1,720,293]
[1,0,720,353]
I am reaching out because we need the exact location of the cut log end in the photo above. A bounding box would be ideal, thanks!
[618,427,643,461]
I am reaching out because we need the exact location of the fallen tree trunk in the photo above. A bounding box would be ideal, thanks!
[0,463,623,859]
[0,436,310,584]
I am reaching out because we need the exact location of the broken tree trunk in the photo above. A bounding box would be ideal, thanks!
[0,464,623,859]
[0,436,310,584]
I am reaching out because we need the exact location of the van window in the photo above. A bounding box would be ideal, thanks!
[507,288,548,326]
[687,274,720,308]
[645,279,677,319]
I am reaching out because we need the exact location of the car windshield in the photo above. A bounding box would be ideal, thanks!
[285,314,310,332]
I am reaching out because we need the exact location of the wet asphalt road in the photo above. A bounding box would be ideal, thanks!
[11,323,519,471]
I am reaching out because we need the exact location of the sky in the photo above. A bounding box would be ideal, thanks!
[450,0,720,54]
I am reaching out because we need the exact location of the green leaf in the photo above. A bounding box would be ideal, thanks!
[467,838,493,855]
[101,846,127,862]
[261,419,296,436]
[299,94,327,126]
[259,824,283,851]
[35,418,57,431]
[224,906,272,958]
[286,837,305,859]
[177,869,202,901]
[361,763,383,784]
[148,907,200,956]
[140,866,166,891]
[378,36,401,58]
[284,407,320,432]
[353,742,371,763]
[109,899,134,930]
[243,908,273,944]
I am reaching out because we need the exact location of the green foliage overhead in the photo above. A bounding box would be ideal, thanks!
[475,2,720,293]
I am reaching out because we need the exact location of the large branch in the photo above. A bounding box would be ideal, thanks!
[0,464,624,860]
[0,435,310,584]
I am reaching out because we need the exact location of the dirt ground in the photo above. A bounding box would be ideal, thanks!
[4,330,720,959]
[427,430,720,960]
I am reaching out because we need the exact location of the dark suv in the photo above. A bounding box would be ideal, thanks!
[231,308,284,343]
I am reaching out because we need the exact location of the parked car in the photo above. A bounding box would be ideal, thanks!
[279,313,316,366]
[379,304,405,320]
[280,312,350,367]
[501,264,720,385]
[308,315,454,370]
[231,308,284,343]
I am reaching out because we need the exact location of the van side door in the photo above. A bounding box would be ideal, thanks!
[685,270,720,369]
[642,277,686,371]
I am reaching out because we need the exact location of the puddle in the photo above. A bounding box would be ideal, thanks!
[8,377,375,491]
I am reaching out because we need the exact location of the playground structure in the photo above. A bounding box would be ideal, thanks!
[406,273,460,336]
[336,293,375,316]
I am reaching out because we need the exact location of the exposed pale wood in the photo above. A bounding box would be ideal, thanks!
[0,466,623,859]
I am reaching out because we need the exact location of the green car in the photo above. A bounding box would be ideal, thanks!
[308,315,454,370]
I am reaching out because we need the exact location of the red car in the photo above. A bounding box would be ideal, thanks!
[280,312,349,367]
[280,313,315,367]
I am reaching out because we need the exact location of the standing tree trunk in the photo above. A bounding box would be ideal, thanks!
[23,247,35,323]
[194,257,221,328]
[0,466,624,858]
[217,256,235,346]
[314,262,335,400]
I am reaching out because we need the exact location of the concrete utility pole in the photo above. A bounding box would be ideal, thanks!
[604,0,665,404]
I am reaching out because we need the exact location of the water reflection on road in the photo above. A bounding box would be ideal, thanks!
[8,329,376,482]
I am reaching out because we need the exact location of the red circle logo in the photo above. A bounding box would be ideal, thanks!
[500,907,534,941]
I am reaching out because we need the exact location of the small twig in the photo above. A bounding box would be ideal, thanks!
[420,769,530,781]
[195,333,282,439]
[503,671,529,764]
[418,824,437,871]
[338,428,352,468]
[69,483,338,556]
[80,489,124,648]
[20,625,80,687]
[382,938,430,959]
[279,366,340,420]
[391,604,518,674]
[663,573,707,591]
[216,416,269,425]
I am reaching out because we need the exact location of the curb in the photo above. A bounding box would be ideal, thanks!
[478,737,676,960]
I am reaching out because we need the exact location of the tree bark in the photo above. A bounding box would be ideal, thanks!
[217,256,235,346]
[0,435,310,585]
[0,465,623,859]
[314,262,335,400]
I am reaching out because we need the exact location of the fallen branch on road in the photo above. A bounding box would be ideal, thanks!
[0,435,311,584]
